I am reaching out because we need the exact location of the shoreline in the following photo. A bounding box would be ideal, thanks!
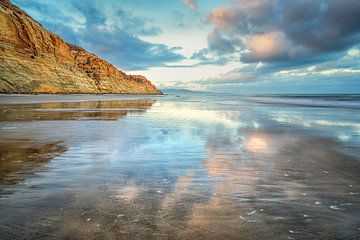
[0,91,163,95]
[0,93,163,104]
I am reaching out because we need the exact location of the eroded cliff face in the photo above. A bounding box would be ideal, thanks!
[0,0,162,94]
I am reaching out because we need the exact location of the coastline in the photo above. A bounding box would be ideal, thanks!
[0,93,163,104]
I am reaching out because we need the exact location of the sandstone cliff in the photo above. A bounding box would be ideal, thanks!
[0,0,162,94]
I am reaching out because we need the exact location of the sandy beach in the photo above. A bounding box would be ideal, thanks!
[0,93,359,239]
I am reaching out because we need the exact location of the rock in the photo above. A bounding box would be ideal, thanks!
[0,0,162,94]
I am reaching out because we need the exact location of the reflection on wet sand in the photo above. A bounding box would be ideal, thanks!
[245,134,269,153]
[0,97,160,239]
[0,139,67,186]
[0,100,156,121]
[0,98,156,192]
[0,95,359,239]
[178,131,360,239]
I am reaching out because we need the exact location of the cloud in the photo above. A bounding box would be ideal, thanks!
[195,71,256,86]
[204,0,360,65]
[13,0,185,70]
[190,48,232,66]
[181,0,198,11]
[79,25,185,70]
[242,31,295,62]
[207,29,241,54]
[110,9,161,36]
[208,7,237,29]
[171,47,360,93]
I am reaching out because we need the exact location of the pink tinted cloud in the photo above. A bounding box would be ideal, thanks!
[181,0,198,11]
[208,7,237,29]
[208,0,273,30]
[204,0,360,64]
[246,31,292,61]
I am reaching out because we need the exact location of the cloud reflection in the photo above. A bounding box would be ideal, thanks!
[244,134,269,153]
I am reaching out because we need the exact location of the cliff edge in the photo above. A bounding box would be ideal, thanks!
[0,0,162,94]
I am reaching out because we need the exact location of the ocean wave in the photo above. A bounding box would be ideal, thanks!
[245,95,360,109]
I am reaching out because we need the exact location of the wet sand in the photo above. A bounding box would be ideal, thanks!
[0,94,359,239]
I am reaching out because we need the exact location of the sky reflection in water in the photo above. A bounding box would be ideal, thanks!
[0,94,359,239]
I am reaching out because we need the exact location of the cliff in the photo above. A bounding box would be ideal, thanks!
[0,0,162,94]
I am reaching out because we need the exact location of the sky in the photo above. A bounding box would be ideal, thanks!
[13,0,360,94]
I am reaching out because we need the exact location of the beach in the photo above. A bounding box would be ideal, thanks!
[0,92,359,239]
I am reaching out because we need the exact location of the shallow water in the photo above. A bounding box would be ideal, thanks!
[0,93,359,239]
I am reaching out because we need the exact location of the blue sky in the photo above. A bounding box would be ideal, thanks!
[13,0,360,94]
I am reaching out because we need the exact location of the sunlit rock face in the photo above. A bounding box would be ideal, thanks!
[0,0,162,94]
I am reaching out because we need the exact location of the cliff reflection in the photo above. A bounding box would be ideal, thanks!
[0,99,156,190]
[0,139,67,186]
[0,99,156,121]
